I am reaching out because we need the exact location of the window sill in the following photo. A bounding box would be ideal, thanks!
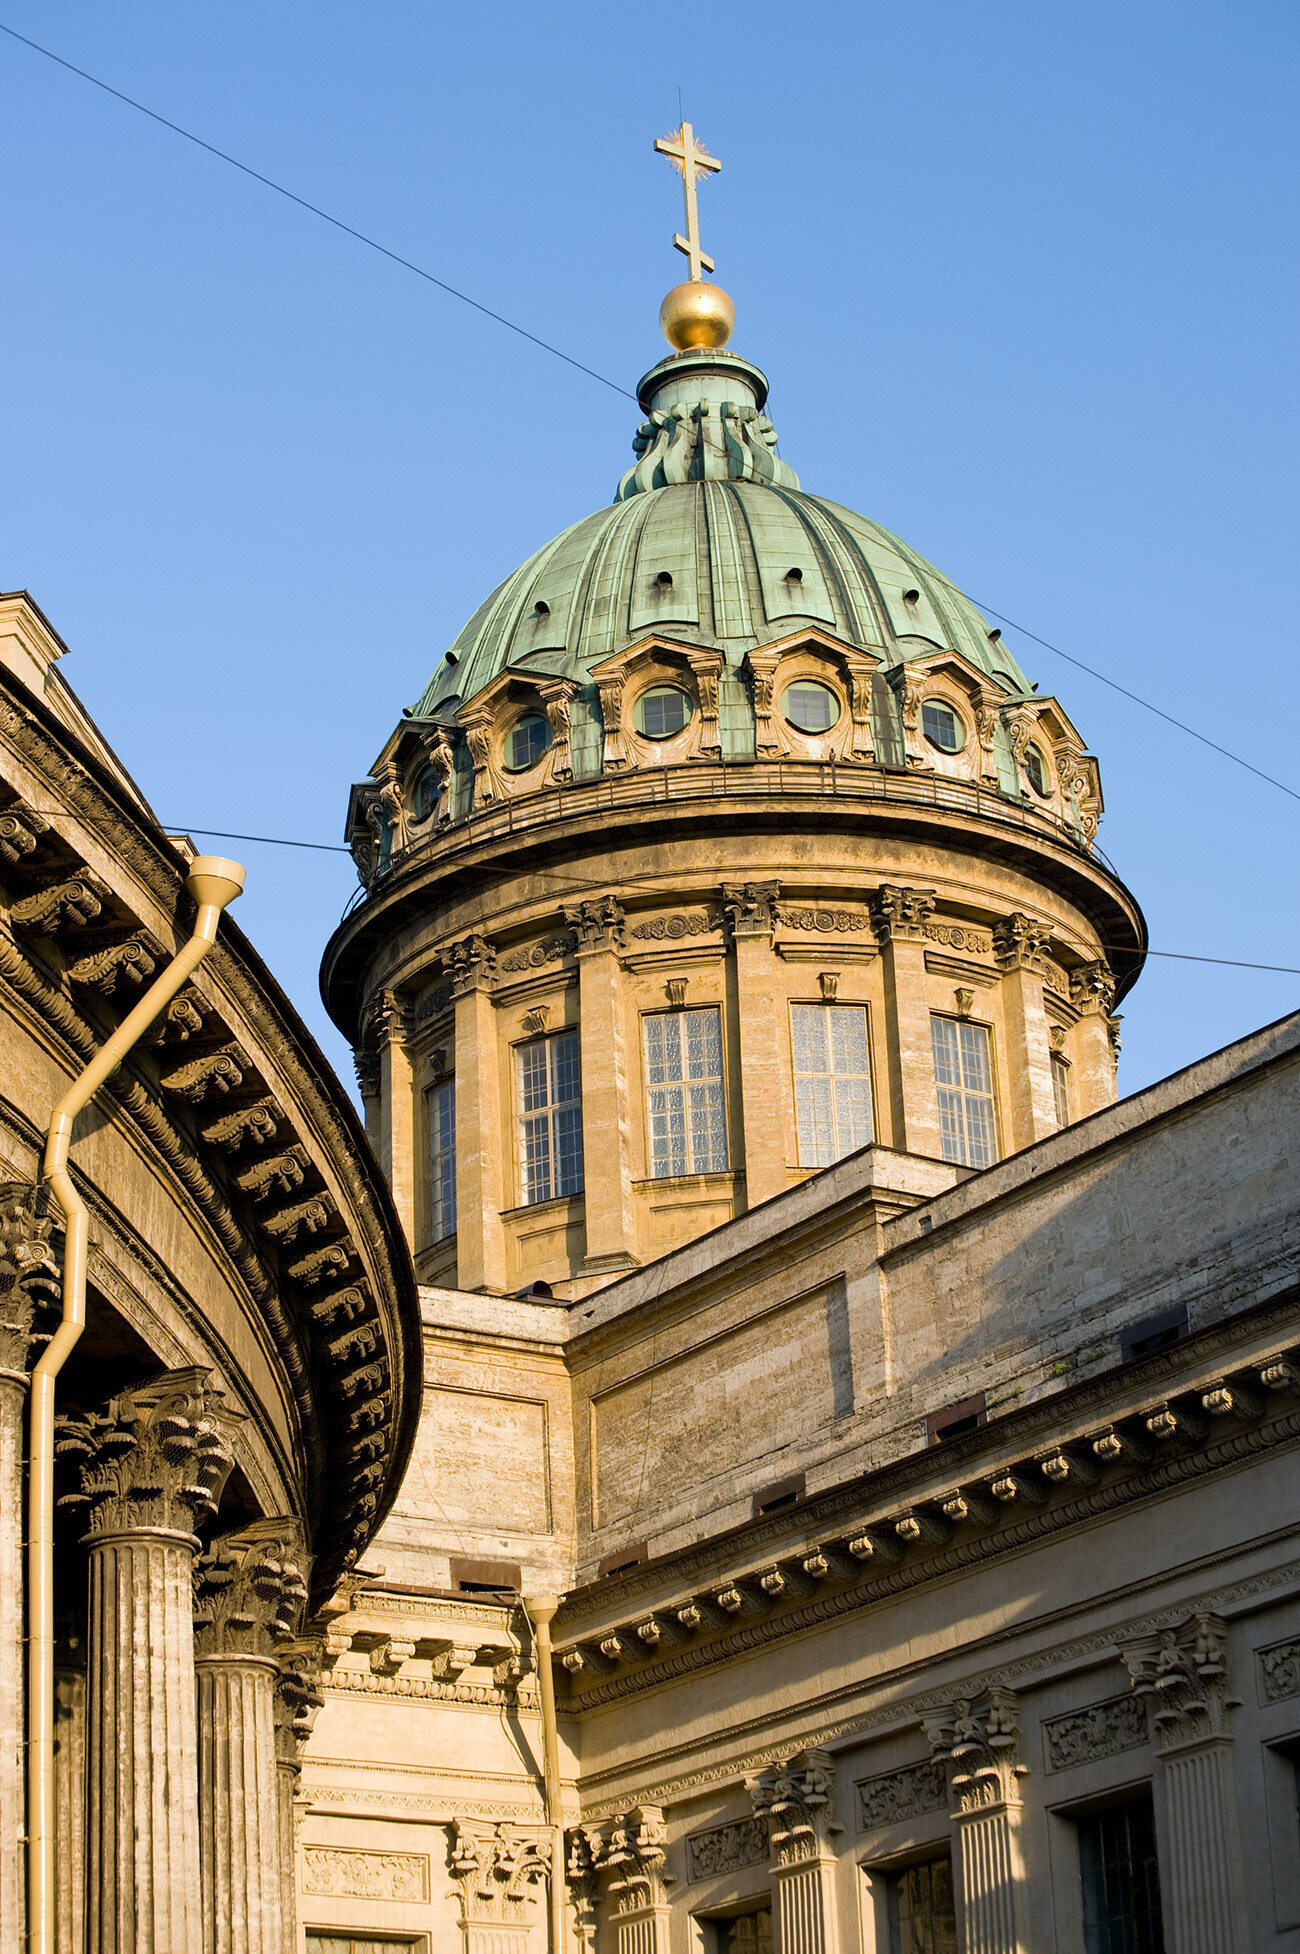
[633,1169,743,1195]
[500,1191,586,1222]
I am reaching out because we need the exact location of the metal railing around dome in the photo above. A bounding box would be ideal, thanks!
[345,758,1105,918]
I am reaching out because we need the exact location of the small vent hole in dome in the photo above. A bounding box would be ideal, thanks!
[533,600,550,618]
[785,566,803,582]
[655,570,674,587]
[987,627,1002,643]
[903,588,920,604]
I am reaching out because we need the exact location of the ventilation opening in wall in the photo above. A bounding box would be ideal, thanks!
[926,1393,987,1446]
[598,1542,648,1579]
[1121,1306,1189,1363]
[449,1557,521,1595]
[752,1472,806,1518]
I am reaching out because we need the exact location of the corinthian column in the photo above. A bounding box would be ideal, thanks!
[722,883,786,1207]
[272,1643,324,1954]
[592,1807,673,1954]
[869,886,942,1157]
[1121,1612,1246,1954]
[563,898,639,1274]
[1068,961,1117,1117]
[924,1690,1028,1954]
[0,1184,61,1948]
[57,1369,237,1954]
[748,1750,841,1954]
[194,1522,309,1954]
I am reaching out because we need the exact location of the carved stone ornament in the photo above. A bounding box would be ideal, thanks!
[303,1846,430,1902]
[64,937,158,995]
[746,1747,838,1864]
[924,922,992,954]
[992,912,1051,972]
[854,1758,949,1830]
[55,1367,238,1541]
[1120,1610,1234,1749]
[160,1044,249,1104]
[193,1519,309,1660]
[1042,1694,1149,1773]
[778,906,868,934]
[869,884,937,942]
[630,910,720,941]
[592,1805,673,1913]
[274,1640,325,1770]
[1069,959,1116,1015]
[449,1820,551,1924]
[237,1146,309,1201]
[201,1098,279,1152]
[1257,1638,1300,1705]
[0,800,51,864]
[10,872,107,934]
[563,896,626,952]
[685,1815,769,1881]
[445,933,499,996]
[721,882,781,936]
[922,1688,1027,1812]
[500,933,574,973]
[0,1182,61,1377]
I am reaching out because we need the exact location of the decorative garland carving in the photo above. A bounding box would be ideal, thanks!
[1042,1694,1148,1772]
[630,911,720,941]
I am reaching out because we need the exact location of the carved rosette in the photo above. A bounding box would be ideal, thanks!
[869,883,937,943]
[445,933,499,998]
[193,1519,309,1662]
[56,1369,237,1542]
[992,912,1051,973]
[0,1182,61,1379]
[1120,1610,1232,1749]
[563,896,626,954]
[922,1688,1027,1812]
[721,881,781,938]
[746,1748,838,1866]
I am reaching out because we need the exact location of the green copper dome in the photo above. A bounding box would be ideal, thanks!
[412,348,1030,718]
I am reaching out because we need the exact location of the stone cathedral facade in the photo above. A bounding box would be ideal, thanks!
[307,265,1300,1954]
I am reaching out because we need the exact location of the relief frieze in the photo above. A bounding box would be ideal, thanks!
[630,911,721,941]
[854,1758,949,1829]
[686,1815,770,1881]
[301,1846,430,1902]
[1257,1637,1300,1703]
[777,907,868,934]
[499,933,575,973]
[1042,1693,1148,1772]
[923,923,992,955]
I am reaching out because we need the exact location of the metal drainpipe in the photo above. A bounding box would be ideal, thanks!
[26,855,245,1954]
[524,1593,566,1954]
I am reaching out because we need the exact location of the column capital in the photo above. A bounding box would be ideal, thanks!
[446,932,499,997]
[193,1519,309,1663]
[923,1686,1027,1809]
[721,881,781,938]
[869,883,936,943]
[746,1747,838,1862]
[563,895,626,953]
[0,1181,60,1378]
[449,1819,552,1926]
[57,1368,238,1542]
[273,1639,325,1770]
[591,1805,674,1911]
[1069,958,1116,1016]
[1120,1609,1233,1749]
[992,912,1051,973]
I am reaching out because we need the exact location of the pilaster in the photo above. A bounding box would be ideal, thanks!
[368,989,416,1243]
[449,1819,552,1954]
[0,1182,60,1948]
[1068,960,1118,1116]
[720,883,786,1206]
[1121,1611,1246,1954]
[923,1689,1028,1954]
[448,934,507,1292]
[992,915,1058,1145]
[564,899,639,1273]
[747,1749,841,1954]
[58,1369,237,1954]
[194,1521,309,1954]
[869,886,942,1157]
[593,1806,674,1954]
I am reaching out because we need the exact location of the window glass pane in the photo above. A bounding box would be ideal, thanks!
[931,1017,998,1169]
[1052,1052,1070,1127]
[921,700,963,751]
[1077,1793,1165,1954]
[509,715,549,770]
[639,686,690,738]
[644,1007,727,1177]
[791,1004,874,1169]
[783,681,839,731]
[428,1078,456,1242]
[516,1031,583,1206]
[885,1852,958,1954]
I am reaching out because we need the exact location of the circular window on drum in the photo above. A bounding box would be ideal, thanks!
[636,685,692,739]
[921,699,965,752]
[506,713,550,772]
[1024,742,1051,797]
[782,680,840,732]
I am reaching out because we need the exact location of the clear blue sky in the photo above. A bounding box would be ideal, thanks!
[3,1,1297,1101]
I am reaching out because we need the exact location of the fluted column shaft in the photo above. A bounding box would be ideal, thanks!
[0,1372,27,1945]
[1155,1736,1247,1954]
[86,1529,204,1953]
[772,1859,838,1954]
[952,1803,1026,1954]
[53,1659,87,1954]
[196,1656,282,1954]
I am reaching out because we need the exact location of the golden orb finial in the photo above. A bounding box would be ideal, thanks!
[659,279,736,350]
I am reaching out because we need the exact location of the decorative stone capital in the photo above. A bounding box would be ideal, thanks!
[445,933,499,997]
[721,881,781,937]
[1120,1610,1233,1750]
[992,912,1051,973]
[562,896,626,953]
[353,1048,381,1099]
[746,1747,838,1863]
[449,1820,551,1924]
[869,883,936,943]
[273,1640,325,1771]
[594,1805,673,1912]
[56,1368,238,1542]
[923,1687,1027,1811]
[194,1519,309,1662]
[0,1182,60,1378]
[1069,958,1116,1015]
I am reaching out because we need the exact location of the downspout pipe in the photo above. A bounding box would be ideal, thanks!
[525,1594,566,1954]
[26,855,245,1954]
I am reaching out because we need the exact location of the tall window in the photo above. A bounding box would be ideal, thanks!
[1052,1050,1071,1128]
[1077,1793,1165,1954]
[516,1029,583,1205]
[714,1908,772,1954]
[427,1077,456,1242]
[884,1853,958,1954]
[644,1006,728,1177]
[791,1003,874,1167]
[931,1015,998,1168]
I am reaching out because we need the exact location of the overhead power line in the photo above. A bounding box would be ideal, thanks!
[0,19,636,402]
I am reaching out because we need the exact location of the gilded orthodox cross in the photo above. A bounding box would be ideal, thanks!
[654,122,721,281]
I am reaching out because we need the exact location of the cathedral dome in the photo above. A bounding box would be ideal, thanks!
[412,347,1031,719]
